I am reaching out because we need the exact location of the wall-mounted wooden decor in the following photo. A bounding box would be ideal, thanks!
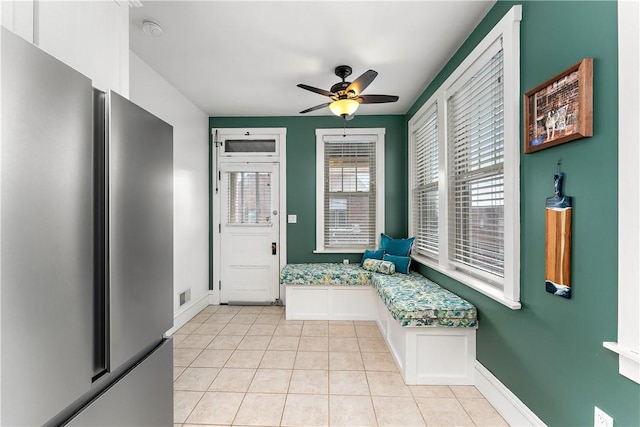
[524,58,593,154]
[545,170,572,298]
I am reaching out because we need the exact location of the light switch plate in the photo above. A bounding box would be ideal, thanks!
[287,214,297,224]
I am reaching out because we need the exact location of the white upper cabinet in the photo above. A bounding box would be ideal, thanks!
[2,0,129,95]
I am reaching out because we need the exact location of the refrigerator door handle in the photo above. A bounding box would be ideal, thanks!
[92,88,110,381]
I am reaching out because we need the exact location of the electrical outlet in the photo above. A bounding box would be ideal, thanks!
[594,407,613,427]
[287,214,297,224]
[343,259,349,265]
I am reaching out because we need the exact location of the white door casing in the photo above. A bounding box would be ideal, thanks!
[211,127,287,305]
[219,163,280,303]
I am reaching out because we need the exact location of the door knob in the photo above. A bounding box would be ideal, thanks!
[271,242,277,255]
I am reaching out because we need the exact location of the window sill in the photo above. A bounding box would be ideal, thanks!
[603,342,640,384]
[313,249,366,254]
[411,254,522,310]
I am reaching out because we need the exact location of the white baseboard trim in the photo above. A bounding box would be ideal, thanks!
[475,361,547,427]
[166,293,211,336]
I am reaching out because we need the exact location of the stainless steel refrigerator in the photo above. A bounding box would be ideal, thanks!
[1,27,174,426]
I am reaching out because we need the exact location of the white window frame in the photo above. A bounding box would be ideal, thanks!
[409,102,440,260]
[408,5,521,309]
[315,128,385,253]
[603,0,640,384]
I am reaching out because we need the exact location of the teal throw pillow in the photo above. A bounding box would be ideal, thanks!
[383,254,411,274]
[360,248,385,266]
[362,258,396,275]
[380,233,415,257]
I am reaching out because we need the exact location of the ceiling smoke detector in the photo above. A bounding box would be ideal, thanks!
[142,20,163,37]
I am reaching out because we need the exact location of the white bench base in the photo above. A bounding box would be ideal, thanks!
[285,285,376,320]
[284,284,476,385]
[375,297,476,385]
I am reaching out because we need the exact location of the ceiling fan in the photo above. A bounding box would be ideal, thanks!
[297,65,399,120]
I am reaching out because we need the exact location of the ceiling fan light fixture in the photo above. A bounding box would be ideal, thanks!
[329,99,359,117]
[298,65,397,116]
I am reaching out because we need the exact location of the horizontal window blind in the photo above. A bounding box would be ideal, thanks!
[447,48,505,279]
[324,140,376,249]
[227,171,272,224]
[412,102,439,258]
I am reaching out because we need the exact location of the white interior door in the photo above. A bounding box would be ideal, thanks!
[220,163,280,304]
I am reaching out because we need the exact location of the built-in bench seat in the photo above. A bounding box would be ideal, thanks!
[281,263,478,384]
[280,263,375,320]
[370,272,477,328]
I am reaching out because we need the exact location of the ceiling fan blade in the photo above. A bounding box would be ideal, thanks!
[299,102,331,114]
[297,84,335,98]
[358,94,399,104]
[345,70,378,96]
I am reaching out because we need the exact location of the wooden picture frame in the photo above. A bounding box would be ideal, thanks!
[524,58,593,154]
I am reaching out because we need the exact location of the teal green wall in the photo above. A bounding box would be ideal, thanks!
[209,115,407,264]
[408,2,639,426]
[208,2,639,425]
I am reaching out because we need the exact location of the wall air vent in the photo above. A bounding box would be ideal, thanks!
[179,289,191,306]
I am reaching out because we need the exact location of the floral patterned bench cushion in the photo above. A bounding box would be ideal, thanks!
[280,263,477,328]
[280,263,371,286]
[371,273,477,328]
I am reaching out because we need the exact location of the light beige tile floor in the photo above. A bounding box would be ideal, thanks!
[172,304,508,427]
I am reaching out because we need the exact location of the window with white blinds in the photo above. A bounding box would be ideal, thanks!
[448,49,505,279]
[316,129,385,252]
[407,5,521,308]
[325,141,376,248]
[411,102,439,258]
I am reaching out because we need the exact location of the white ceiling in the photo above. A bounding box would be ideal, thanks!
[129,1,495,117]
